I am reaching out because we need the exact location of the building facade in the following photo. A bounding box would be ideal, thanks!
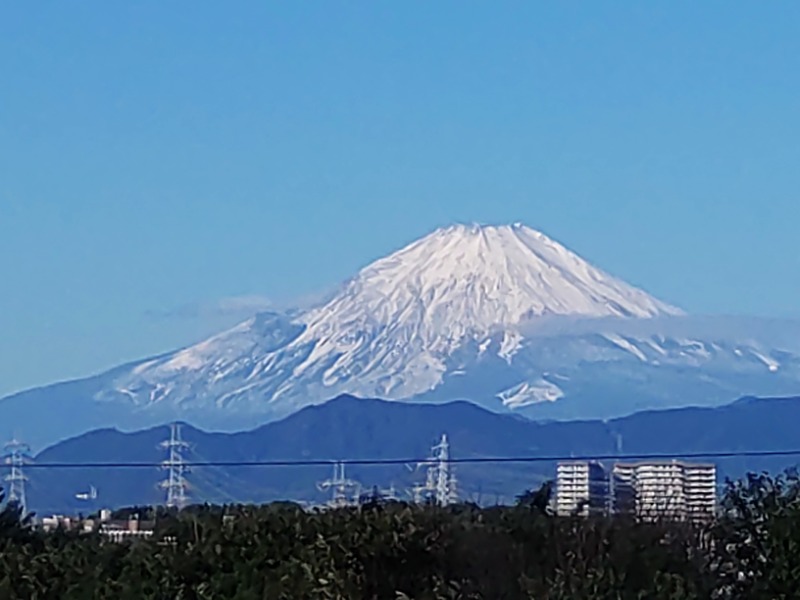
[556,459,717,520]
[683,462,718,520]
[612,460,716,521]
[556,461,609,517]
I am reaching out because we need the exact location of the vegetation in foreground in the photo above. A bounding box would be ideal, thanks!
[2,472,800,599]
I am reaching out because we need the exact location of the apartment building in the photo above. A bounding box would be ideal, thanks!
[555,461,609,516]
[683,462,718,519]
[612,460,716,521]
[555,459,717,520]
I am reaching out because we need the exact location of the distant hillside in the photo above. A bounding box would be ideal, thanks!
[23,394,800,514]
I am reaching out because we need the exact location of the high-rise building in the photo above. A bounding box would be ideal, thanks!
[612,461,716,521]
[556,461,609,517]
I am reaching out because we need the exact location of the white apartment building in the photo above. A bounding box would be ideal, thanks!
[683,462,718,519]
[612,460,716,521]
[556,461,609,517]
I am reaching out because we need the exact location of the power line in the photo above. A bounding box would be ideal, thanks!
[18,448,800,470]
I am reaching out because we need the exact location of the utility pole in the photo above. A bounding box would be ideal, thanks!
[3,437,31,514]
[160,423,190,509]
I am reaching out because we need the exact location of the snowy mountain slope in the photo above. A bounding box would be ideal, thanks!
[3,223,800,447]
[414,317,800,419]
[97,224,685,411]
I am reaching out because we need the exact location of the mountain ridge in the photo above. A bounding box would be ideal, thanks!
[24,393,800,514]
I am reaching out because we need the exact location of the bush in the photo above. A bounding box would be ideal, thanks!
[1,473,800,599]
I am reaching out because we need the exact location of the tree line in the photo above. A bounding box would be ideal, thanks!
[2,470,800,599]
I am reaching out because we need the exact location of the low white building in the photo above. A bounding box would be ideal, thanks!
[99,517,156,542]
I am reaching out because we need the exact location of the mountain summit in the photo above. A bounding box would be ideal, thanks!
[280,222,681,398]
[101,223,681,412]
[310,223,682,327]
[3,223,798,448]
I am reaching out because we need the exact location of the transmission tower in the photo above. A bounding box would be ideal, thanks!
[3,437,31,514]
[160,423,190,509]
[317,461,360,508]
[412,433,457,506]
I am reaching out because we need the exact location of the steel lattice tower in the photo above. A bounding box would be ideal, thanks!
[3,437,31,514]
[432,434,457,506]
[413,433,457,506]
[160,423,190,509]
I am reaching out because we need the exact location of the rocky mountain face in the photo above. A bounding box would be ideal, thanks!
[2,223,800,448]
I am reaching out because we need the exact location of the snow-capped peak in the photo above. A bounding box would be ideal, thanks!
[99,222,695,418]
[265,223,682,394]
[10,222,800,450]
[302,222,681,330]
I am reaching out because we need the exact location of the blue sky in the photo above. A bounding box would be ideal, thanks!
[1,2,799,397]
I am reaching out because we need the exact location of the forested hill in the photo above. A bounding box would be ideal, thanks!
[26,394,800,514]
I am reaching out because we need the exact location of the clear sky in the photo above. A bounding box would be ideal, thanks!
[1,2,799,397]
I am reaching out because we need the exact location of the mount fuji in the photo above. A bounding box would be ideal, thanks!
[3,223,800,448]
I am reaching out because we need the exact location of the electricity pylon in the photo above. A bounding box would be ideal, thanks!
[412,433,457,506]
[3,437,31,514]
[160,423,190,509]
